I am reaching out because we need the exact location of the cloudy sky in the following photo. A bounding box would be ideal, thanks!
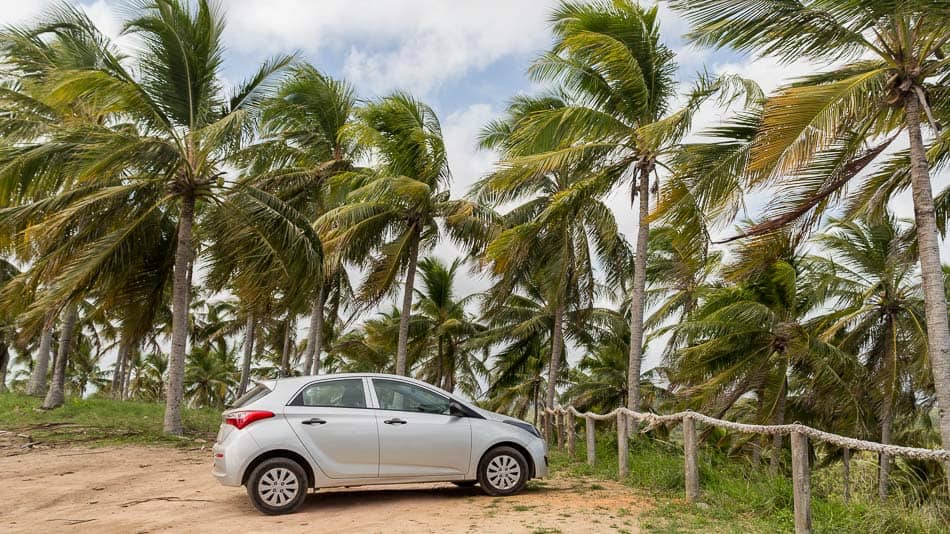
[3,1,946,372]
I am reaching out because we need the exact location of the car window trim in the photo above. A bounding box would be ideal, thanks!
[286,377,372,409]
[368,377,484,418]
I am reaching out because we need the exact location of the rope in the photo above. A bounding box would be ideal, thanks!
[543,406,950,462]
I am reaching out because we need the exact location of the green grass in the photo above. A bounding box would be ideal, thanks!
[550,434,950,534]
[0,392,221,447]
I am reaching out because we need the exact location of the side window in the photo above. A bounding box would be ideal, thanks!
[373,379,450,415]
[291,379,366,408]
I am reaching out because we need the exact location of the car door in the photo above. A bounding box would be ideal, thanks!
[284,377,379,478]
[371,378,471,477]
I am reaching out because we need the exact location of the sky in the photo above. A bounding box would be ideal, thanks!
[2,0,946,375]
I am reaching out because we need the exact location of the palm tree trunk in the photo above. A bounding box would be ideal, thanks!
[879,316,896,500]
[627,166,651,414]
[545,302,566,441]
[878,395,893,500]
[769,376,787,475]
[239,312,255,397]
[26,316,54,396]
[0,342,9,393]
[904,92,950,455]
[280,316,293,376]
[437,337,445,389]
[395,233,420,376]
[42,304,78,410]
[122,345,135,400]
[163,194,196,435]
[113,335,131,399]
[302,286,326,375]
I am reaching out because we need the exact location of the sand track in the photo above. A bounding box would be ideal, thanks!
[0,445,647,533]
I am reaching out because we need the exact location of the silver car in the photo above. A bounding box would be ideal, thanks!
[212,373,548,514]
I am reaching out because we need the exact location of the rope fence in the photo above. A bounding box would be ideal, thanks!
[543,406,950,534]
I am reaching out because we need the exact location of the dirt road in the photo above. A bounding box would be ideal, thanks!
[0,445,647,533]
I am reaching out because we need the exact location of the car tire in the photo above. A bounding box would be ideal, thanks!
[246,457,308,515]
[452,480,478,488]
[477,446,529,496]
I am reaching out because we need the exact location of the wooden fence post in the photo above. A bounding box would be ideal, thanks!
[790,431,812,534]
[556,410,564,451]
[842,448,850,503]
[617,411,629,479]
[586,415,596,466]
[683,415,699,502]
[567,412,576,459]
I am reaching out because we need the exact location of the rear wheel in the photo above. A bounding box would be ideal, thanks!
[246,458,308,515]
[477,446,528,496]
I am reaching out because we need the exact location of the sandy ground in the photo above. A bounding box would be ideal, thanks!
[0,442,648,533]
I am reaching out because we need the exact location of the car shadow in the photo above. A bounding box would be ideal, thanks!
[296,482,558,512]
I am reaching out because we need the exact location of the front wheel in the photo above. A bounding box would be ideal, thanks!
[246,458,308,515]
[477,446,529,496]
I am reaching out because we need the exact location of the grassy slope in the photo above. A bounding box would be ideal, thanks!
[549,435,949,534]
[0,393,220,447]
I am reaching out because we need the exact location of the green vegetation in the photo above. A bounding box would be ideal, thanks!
[0,0,948,515]
[550,435,949,534]
[0,392,220,447]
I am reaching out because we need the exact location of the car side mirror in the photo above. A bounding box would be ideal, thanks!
[448,401,467,418]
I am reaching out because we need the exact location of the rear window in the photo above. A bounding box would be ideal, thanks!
[229,383,271,408]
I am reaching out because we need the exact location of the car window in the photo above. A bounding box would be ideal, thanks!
[292,379,366,408]
[229,383,271,408]
[373,379,450,415]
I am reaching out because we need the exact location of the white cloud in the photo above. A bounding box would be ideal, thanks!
[224,0,555,96]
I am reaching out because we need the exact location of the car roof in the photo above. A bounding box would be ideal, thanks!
[270,373,444,390]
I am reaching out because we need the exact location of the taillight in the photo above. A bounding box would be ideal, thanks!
[225,410,274,429]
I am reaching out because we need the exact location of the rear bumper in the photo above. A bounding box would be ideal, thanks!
[211,431,261,487]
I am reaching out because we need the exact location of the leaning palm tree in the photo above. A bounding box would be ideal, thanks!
[504,0,760,414]
[669,0,950,451]
[320,92,477,375]
[0,1,319,433]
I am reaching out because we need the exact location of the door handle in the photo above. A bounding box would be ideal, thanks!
[301,418,327,425]
[383,418,407,425]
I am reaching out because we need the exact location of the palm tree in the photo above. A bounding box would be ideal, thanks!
[672,230,853,472]
[412,257,486,395]
[476,92,632,435]
[669,0,950,451]
[184,345,238,408]
[502,1,759,415]
[812,216,928,498]
[250,65,361,376]
[0,1,319,433]
[321,92,475,375]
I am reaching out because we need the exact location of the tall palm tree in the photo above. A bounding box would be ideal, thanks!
[251,65,360,376]
[321,92,474,375]
[812,216,928,498]
[476,92,632,435]
[0,1,319,433]
[502,1,759,414]
[669,0,950,450]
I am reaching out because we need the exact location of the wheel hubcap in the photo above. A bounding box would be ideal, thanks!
[259,467,300,507]
[486,455,521,490]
